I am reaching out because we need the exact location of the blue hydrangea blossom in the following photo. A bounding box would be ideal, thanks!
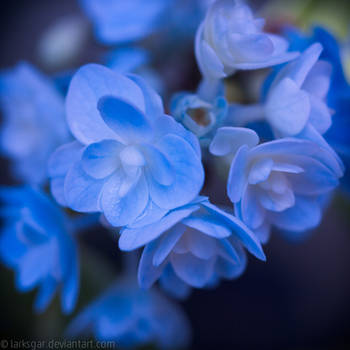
[66,278,191,349]
[79,0,172,44]
[195,0,299,79]
[210,128,344,242]
[119,197,265,298]
[49,64,204,227]
[286,26,350,192]
[264,43,333,138]
[170,88,228,146]
[0,187,79,313]
[0,62,70,184]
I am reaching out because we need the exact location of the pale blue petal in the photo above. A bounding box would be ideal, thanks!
[127,200,168,229]
[248,158,274,184]
[48,141,84,177]
[81,139,122,179]
[159,265,191,299]
[101,173,148,227]
[138,241,163,288]
[266,78,310,135]
[195,23,226,79]
[216,239,240,263]
[98,95,153,143]
[66,64,145,144]
[119,204,199,251]
[61,248,79,314]
[17,246,51,290]
[153,115,201,157]
[128,74,163,120]
[142,144,174,186]
[64,162,106,212]
[227,145,249,203]
[34,277,57,313]
[185,230,217,260]
[270,195,322,232]
[171,253,215,288]
[182,215,231,238]
[241,186,266,229]
[202,202,266,261]
[210,127,259,156]
[152,225,186,267]
[148,134,204,209]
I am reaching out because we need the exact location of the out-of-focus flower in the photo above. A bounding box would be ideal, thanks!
[106,47,164,94]
[66,278,191,349]
[119,197,265,298]
[195,0,298,79]
[211,128,343,242]
[79,0,172,45]
[80,0,213,46]
[286,26,350,192]
[49,64,204,227]
[0,187,79,313]
[0,62,70,184]
[37,15,88,70]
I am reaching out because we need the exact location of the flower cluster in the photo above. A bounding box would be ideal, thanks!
[0,0,349,348]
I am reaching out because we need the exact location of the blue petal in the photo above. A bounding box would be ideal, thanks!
[138,240,163,288]
[48,141,84,178]
[153,115,201,157]
[64,162,106,212]
[195,23,226,78]
[119,204,199,251]
[171,253,215,288]
[270,195,322,232]
[17,246,51,291]
[210,127,259,156]
[227,145,249,203]
[101,173,149,227]
[152,225,186,267]
[34,277,57,313]
[202,202,266,261]
[98,95,153,143]
[66,64,145,144]
[266,78,310,135]
[82,139,122,179]
[159,265,191,299]
[148,134,204,209]
[61,247,79,314]
[241,186,266,229]
[185,230,217,260]
[128,74,163,120]
[248,158,274,184]
[142,144,174,186]
[182,215,231,238]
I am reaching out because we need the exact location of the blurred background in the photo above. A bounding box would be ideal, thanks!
[1,0,350,349]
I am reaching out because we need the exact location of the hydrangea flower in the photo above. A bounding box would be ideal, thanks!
[264,43,332,138]
[119,197,265,299]
[66,278,191,349]
[49,64,204,227]
[0,187,79,313]
[0,62,69,184]
[195,0,299,79]
[79,0,172,45]
[210,128,344,242]
[170,86,228,146]
[286,26,350,192]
